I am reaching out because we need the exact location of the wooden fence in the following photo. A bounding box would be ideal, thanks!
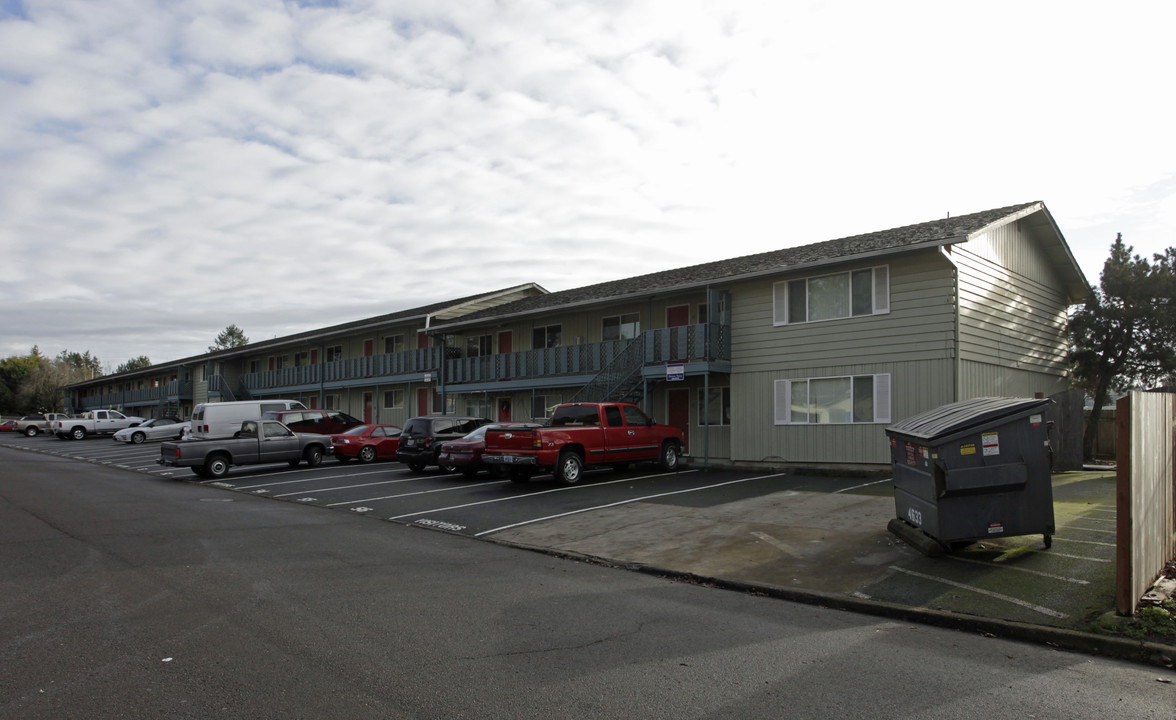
[1115,391,1176,614]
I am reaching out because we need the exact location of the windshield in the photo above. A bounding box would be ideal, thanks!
[343,425,373,435]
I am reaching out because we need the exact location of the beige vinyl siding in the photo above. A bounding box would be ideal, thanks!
[731,358,954,465]
[730,249,957,374]
[952,227,1071,381]
[958,361,1069,400]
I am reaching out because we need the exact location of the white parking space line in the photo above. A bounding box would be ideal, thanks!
[1047,551,1111,563]
[1053,537,1116,548]
[327,480,513,506]
[888,566,1067,618]
[385,469,703,522]
[834,478,891,493]
[946,556,1090,585]
[472,472,789,537]
[273,475,491,498]
[226,467,407,489]
[1060,524,1117,535]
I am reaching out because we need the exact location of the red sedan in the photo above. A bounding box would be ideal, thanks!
[330,424,402,463]
[436,423,542,477]
[0,420,16,432]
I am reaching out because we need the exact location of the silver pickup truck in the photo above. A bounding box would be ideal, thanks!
[159,419,330,479]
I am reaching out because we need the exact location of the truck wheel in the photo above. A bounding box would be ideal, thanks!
[304,446,323,467]
[658,441,680,472]
[131,431,146,444]
[408,461,426,473]
[192,467,208,478]
[357,446,376,463]
[204,454,230,479]
[555,450,584,485]
[70,427,87,441]
[24,426,38,437]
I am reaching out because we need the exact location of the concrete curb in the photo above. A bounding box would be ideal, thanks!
[491,538,1176,671]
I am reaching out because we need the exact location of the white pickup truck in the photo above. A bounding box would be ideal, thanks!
[53,409,146,440]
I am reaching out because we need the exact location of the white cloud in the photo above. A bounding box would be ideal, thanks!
[1,0,1175,367]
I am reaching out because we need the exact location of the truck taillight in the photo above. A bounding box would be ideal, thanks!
[532,435,542,449]
[174,448,182,459]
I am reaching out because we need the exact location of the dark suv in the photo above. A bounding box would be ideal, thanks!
[396,415,492,472]
[261,409,364,436]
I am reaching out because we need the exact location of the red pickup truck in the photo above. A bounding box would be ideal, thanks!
[481,402,684,485]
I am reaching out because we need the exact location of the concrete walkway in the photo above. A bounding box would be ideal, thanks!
[493,470,1175,667]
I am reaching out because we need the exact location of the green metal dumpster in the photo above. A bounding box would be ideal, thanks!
[885,397,1055,556]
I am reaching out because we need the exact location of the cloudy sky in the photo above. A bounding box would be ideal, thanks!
[2,0,1174,370]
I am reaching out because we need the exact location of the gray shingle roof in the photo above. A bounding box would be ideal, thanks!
[436,202,1044,327]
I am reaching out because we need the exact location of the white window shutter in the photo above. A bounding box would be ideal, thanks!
[774,380,791,425]
[873,266,890,314]
[874,373,892,424]
[772,281,788,326]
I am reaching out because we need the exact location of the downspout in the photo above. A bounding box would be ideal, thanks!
[939,246,962,401]
[703,284,712,468]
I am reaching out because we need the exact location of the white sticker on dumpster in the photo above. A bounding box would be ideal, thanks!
[982,431,1000,456]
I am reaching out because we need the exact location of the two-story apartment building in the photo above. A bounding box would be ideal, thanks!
[63,201,1088,470]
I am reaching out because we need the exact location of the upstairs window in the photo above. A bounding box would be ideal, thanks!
[467,334,493,357]
[384,335,404,354]
[325,345,343,362]
[532,324,562,349]
[774,266,889,325]
[602,313,640,341]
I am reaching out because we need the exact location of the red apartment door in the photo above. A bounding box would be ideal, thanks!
[363,392,373,424]
[498,397,512,422]
[668,389,690,454]
[417,388,430,416]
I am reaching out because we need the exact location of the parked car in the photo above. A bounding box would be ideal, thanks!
[436,423,543,477]
[189,399,307,440]
[159,420,330,479]
[112,417,191,444]
[396,415,493,472]
[483,402,684,485]
[330,424,402,463]
[52,410,145,440]
[0,420,16,432]
[13,413,71,437]
[261,409,364,436]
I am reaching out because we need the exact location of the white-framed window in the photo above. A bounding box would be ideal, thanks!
[698,387,730,426]
[532,324,562,349]
[602,313,640,341]
[274,355,289,370]
[774,374,891,424]
[531,395,551,420]
[293,351,309,367]
[773,266,889,326]
[382,389,404,409]
[384,335,404,354]
[248,360,259,374]
[467,334,493,357]
[325,345,343,362]
[324,394,341,410]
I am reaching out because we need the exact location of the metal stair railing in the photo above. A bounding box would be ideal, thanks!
[569,338,644,404]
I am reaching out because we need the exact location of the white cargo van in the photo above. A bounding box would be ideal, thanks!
[189,399,307,440]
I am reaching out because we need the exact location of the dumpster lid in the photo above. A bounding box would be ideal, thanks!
[885,397,1051,441]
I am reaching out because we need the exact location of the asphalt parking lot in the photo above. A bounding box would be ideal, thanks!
[0,431,1123,643]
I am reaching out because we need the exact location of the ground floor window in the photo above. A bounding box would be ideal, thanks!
[774,374,891,424]
[531,395,551,420]
[383,389,404,410]
[698,386,730,426]
[324,394,341,411]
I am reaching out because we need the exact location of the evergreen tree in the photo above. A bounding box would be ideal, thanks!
[1068,234,1176,458]
[209,324,249,352]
